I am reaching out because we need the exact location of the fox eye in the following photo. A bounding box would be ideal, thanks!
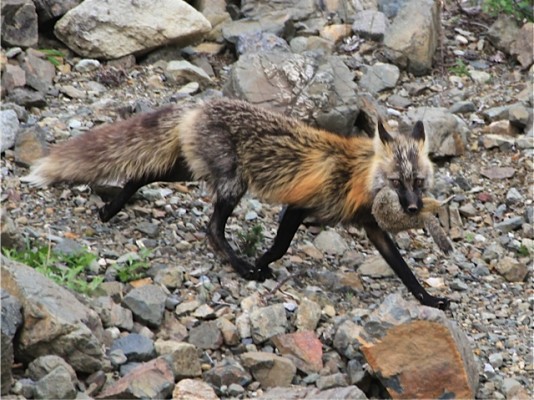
[390,179,401,188]
[414,178,424,188]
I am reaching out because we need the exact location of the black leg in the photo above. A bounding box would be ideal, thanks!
[207,196,262,280]
[364,222,450,310]
[99,179,147,222]
[256,207,307,279]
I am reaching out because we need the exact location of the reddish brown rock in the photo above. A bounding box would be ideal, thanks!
[272,331,323,374]
[97,357,174,399]
[355,294,478,399]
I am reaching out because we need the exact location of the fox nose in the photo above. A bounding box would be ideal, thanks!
[407,204,419,214]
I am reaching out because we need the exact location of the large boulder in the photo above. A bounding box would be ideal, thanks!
[54,0,211,59]
[1,0,38,47]
[355,294,479,399]
[225,51,376,136]
[383,0,440,75]
[1,256,104,373]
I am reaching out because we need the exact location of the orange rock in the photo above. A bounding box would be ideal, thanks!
[356,294,478,399]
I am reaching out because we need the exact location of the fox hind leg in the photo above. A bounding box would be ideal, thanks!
[207,180,265,280]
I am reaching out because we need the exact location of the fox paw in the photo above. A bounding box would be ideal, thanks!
[419,294,450,310]
[98,205,112,222]
[233,259,273,282]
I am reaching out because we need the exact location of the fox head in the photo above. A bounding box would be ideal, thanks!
[371,120,434,215]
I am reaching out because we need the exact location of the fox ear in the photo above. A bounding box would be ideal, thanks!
[412,121,425,142]
[378,120,393,145]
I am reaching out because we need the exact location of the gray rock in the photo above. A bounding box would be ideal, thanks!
[481,166,515,180]
[488,352,504,368]
[221,12,294,44]
[33,0,82,24]
[479,134,515,150]
[450,279,469,291]
[228,383,245,397]
[11,378,35,398]
[449,101,476,114]
[21,52,56,94]
[378,0,410,18]
[236,32,291,55]
[165,60,213,86]
[204,359,252,389]
[27,355,77,381]
[333,320,361,359]
[1,290,22,395]
[352,10,389,41]
[359,62,400,94]
[122,284,167,327]
[14,125,48,168]
[358,255,394,278]
[258,385,367,399]
[1,0,38,47]
[135,221,160,237]
[482,243,504,262]
[383,0,440,75]
[501,377,525,398]
[92,296,134,331]
[525,206,533,224]
[511,22,534,69]
[487,15,521,53]
[0,102,28,121]
[0,109,20,152]
[54,0,211,59]
[313,230,348,255]
[493,256,528,282]
[290,36,335,55]
[110,333,156,362]
[508,103,531,129]
[5,87,47,108]
[2,63,27,94]
[296,297,322,331]
[240,0,316,21]
[224,51,366,136]
[188,320,224,350]
[0,209,22,252]
[495,216,524,233]
[1,256,104,373]
[506,188,523,205]
[482,104,510,122]
[316,372,349,390]
[34,366,77,400]
[402,107,469,158]
[347,359,367,385]
[74,59,101,73]
[241,351,296,388]
[109,349,128,367]
[155,341,201,379]
[249,303,287,343]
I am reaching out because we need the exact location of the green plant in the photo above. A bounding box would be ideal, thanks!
[113,248,152,283]
[464,232,475,242]
[238,224,264,257]
[449,59,470,77]
[483,0,533,22]
[39,49,65,67]
[2,242,103,295]
[517,245,530,257]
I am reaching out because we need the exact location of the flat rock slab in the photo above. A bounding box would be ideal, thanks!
[1,256,104,373]
[355,293,479,399]
[272,331,323,374]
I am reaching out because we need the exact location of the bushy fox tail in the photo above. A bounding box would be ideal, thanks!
[22,105,185,187]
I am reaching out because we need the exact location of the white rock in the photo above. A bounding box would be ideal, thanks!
[55,0,211,59]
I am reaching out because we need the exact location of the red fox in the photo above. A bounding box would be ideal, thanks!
[23,98,449,309]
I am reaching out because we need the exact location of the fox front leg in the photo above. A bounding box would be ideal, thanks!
[256,206,308,279]
[364,221,450,310]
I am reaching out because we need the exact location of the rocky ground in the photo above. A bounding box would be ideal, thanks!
[1,0,533,399]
